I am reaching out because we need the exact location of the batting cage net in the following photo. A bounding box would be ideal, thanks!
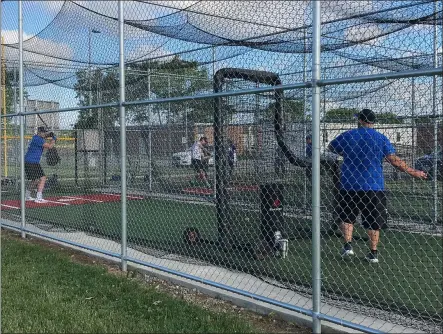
[0,1,442,333]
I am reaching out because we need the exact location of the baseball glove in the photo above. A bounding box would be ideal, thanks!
[46,147,61,166]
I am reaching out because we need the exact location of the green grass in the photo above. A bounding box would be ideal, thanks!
[1,233,259,333]
[22,197,443,321]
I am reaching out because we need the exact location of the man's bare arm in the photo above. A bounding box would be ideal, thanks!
[43,139,56,149]
[385,154,427,179]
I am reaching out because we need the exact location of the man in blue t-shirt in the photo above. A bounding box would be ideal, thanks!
[24,126,57,203]
[305,134,312,158]
[328,109,427,263]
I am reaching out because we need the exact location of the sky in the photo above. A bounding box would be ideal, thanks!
[1,1,442,128]
[2,1,78,127]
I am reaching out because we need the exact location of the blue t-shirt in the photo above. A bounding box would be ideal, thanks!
[306,143,312,157]
[25,135,45,163]
[329,128,395,191]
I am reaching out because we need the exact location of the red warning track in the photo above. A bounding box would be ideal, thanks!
[0,193,144,210]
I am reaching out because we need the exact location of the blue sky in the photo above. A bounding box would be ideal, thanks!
[2,1,56,33]
[2,1,78,127]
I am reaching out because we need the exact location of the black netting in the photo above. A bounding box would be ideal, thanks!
[1,0,441,93]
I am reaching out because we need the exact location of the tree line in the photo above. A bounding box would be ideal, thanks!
[0,57,435,130]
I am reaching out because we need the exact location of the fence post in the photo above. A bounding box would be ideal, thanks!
[0,39,1,334]
[432,0,440,225]
[19,0,26,239]
[118,0,127,272]
[149,130,152,192]
[0,1,3,222]
[433,119,439,224]
[311,0,322,333]
[303,28,309,213]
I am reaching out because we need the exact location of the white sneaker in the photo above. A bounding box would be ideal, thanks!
[340,245,355,258]
[34,198,48,203]
[365,252,379,263]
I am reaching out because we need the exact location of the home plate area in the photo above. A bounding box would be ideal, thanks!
[0,193,144,210]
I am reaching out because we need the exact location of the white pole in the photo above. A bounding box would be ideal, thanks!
[303,28,308,212]
[14,64,18,190]
[0,0,3,223]
[19,0,26,239]
[431,0,440,225]
[88,28,92,107]
[149,130,152,192]
[311,0,322,332]
[148,70,152,192]
[118,0,128,272]
[213,46,216,197]
[148,69,151,126]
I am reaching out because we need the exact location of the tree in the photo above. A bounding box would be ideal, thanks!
[1,67,23,135]
[412,116,433,124]
[74,67,124,129]
[4,69,15,114]
[323,107,359,123]
[377,112,403,124]
[73,56,213,128]
[265,99,307,123]
[136,56,212,125]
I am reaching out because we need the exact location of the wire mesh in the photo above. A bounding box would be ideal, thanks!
[0,1,442,333]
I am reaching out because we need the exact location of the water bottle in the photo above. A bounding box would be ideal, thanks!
[274,231,282,256]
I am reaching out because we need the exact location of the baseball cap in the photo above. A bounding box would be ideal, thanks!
[358,109,376,124]
[306,134,312,140]
[37,126,47,133]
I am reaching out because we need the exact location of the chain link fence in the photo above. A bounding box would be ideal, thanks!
[0,1,442,333]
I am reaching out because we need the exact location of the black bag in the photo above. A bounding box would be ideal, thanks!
[46,147,61,166]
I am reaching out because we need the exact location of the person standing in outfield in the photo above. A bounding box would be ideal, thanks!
[201,140,212,179]
[328,109,427,263]
[24,126,57,203]
[305,134,312,158]
[227,139,237,179]
[191,136,210,187]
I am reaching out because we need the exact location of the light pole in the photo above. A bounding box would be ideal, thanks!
[88,28,101,183]
[88,28,100,106]
[84,28,100,187]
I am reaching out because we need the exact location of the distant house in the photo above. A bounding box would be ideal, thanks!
[194,121,419,158]
[319,123,414,148]
[103,120,440,159]
[416,124,443,154]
